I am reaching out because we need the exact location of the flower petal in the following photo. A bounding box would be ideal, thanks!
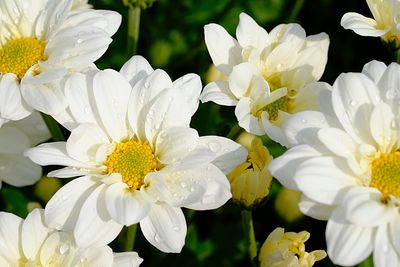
[228,62,259,98]
[374,225,400,267]
[362,60,387,83]
[0,212,22,264]
[120,55,153,86]
[200,81,238,106]
[341,12,388,37]
[236,12,269,49]
[369,102,397,153]
[112,252,143,267]
[298,195,335,220]
[0,74,31,121]
[140,203,187,253]
[172,73,202,117]
[0,154,42,187]
[235,98,264,135]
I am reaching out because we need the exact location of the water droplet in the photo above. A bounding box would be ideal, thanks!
[208,141,221,153]
[320,119,325,124]
[154,234,163,243]
[386,89,396,100]
[173,226,180,231]
[383,245,389,253]
[80,258,87,263]
[189,186,195,192]
[349,100,357,106]
[391,120,397,129]
[144,82,151,88]
[58,244,69,255]
[83,107,91,114]
[301,119,307,123]
[61,196,68,201]
[77,38,83,44]
[180,182,187,188]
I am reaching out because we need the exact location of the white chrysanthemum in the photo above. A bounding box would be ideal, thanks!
[200,12,329,145]
[0,209,142,267]
[26,56,247,253]
[0,0,121,124]
[0,112,49,189]
[270,60,400,266]
[341,0,400,44]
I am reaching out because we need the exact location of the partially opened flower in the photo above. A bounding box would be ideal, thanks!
[26,56,247,253]
[270,60,400,266]
[0,209,142,267]
[201,12,329,145]
[228,133,272,207]
[0,0,121,124]
[341,0,400,46]
[0,112,49,189]
[259,227,326,267]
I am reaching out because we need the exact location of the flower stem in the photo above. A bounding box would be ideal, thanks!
[124,224,138,251]
[241,209,257,266]
[127,5,141,55]
[227,124,243,140]
[40,113,64,141]
[288,0,305,22]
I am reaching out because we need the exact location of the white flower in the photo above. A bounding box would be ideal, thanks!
[270,60,400,266]
[0,0,121,124]
[341,0,400,44]
[201,12,329,146]
[0,209,142,267]
[26,56,247,253]
[0,112,49,188]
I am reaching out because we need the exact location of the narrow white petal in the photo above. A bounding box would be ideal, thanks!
[261,112,289,146]
[140,204,187,253]
[298,195,335,220]
[113,252,143,267]
[374,225,400,267]
[120,55,153,86]
[0,154,42,187]
[317,128,358,158]
[326,209,373,266]
[204,23,242,75]
[93,69,131,141]
[0,74,31,121]
[341,12,388,37]
[377,62,400,113]
[0,212,22,264]
[74,184,123,248]
[45,176,98,231]
[228,63,259,98]
[172,73,202,117]
[197,136,247,174]
[105,183,150,226]
[93,10,122,36]
[21,209,50,260]
[390,214,400,255]
[362,60,387,83]
[84,245,113,267]
[235,98,264,135]
[200,81,238,106]
[236,12,269,49]
[369,102,397,153]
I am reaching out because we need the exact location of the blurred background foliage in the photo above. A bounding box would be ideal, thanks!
[0,0,389,266]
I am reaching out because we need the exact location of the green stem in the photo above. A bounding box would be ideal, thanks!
[227,124,243,140]
[357,256,373,267]
[124,224,138,251]
[394,49,400,64]
[287,0,305,22]
[127,6,141,55]
[241,209,257,266]
[40,113,64,141]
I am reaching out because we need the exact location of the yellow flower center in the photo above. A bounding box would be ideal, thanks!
[0,37,46,80]
[370,152,400,198]
[263,96,290,121]
[105,140,159,190]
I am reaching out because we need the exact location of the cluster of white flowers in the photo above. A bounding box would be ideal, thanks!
[1,0,399,266]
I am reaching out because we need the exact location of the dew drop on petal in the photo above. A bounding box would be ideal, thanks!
[301,119,307,123]
[208,141,221,153]
[154,234,163,243]
[173,225,180,231]
[391,120,397,129]
[58,244,69,255]
[144,82,150,88]
[349,100,357,107]
[385,89,396,100]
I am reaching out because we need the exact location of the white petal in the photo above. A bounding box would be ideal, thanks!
[184,164,231,210]
[342,187,393,227]
[228,62,259,98]
[140,203,187,253]
[317,127,358,158]
[197,136,247,174]
[236,12,269,49]
[362,60,387,83]
[326,209,373,266]
[235,98,264,135]
[0,154,42,187]
[0,74,31,121]
[105,182,150,226]
[21,209,50,260]
[204,23,242,75]
[390,214,400,255]
[66,123,109,163]
[200,81,238,106]
[261,112,289,146]
[172,74,202,117]
[374,225,400,267]
[155,127,199,164]
[0,126,30,154]
[377,62,400,112]
[74,184,123,248]
[0,212,22,264]
[93,10,122,36]
[341,12,388,37]
[269,145,321,190]
[93,69,131,141]
[45,176,98,231]
[120,55,153,86]
[369,102,397,153]
[332,72,379,144]
[295,157,356,205]
[298,195,335,220]
[113,252,143,267]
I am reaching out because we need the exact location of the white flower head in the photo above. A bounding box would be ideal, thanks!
[0,0,121,124]
[341,0,400,45]
[26,55,247,253]
[201,12,329,146]
[0,209,143,267]
[0,112,50,189]
[270,60,400,266]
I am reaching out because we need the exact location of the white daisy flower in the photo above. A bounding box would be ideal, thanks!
[0,0,121,124]
[341,0,400,45]
[270,60,400,266]
[0,209,143,267]
[25,56,247,253]
[0,111,50,189]
[201,12,329,145]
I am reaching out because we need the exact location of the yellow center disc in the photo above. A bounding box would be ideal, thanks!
[370,152,400,198]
